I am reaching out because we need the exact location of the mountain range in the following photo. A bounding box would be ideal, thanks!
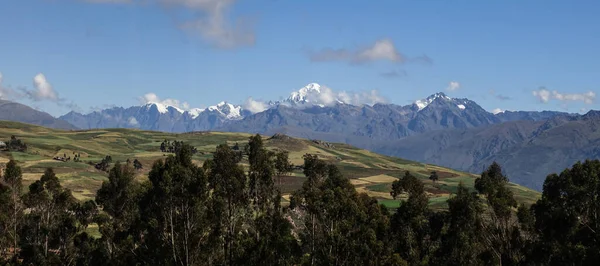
[0,83,594,190]
[0,99,76,130]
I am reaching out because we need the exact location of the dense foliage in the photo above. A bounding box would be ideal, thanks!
[1,135,600,265]
[160,140,198,154]
[1,136,27,152]
[94,155,113,172]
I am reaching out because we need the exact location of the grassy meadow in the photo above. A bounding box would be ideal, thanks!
[0,120,541,209]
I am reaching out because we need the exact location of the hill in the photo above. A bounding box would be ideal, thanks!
[55,85,578,191]
[375,111,600,190]
[0,120,540,209]
[0,99,77,130]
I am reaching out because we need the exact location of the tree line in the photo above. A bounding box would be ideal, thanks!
[160,140,198,154]
[0,134,599,265]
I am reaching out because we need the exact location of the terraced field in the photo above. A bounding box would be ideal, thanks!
[0,121,541,208]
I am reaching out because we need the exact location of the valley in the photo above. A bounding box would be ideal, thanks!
[3,83,596,191]
[0,121,540,208]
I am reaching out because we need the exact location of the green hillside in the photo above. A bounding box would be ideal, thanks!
[0,120,540,208]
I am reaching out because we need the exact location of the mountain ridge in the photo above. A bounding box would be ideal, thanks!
[0,99,77,130]
[3,83,590,190]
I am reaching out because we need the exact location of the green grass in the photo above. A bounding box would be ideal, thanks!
[6,152,45,162]
[378,199,401,209]
[0,120,541,208]
[28,161,92,170]
[366,183,391,193]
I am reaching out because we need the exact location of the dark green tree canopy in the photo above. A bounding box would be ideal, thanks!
[3,143,600,265]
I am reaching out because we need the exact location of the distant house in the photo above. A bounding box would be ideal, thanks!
[0,141,6,149]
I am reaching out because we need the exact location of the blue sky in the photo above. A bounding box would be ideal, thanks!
[1,0,599,116]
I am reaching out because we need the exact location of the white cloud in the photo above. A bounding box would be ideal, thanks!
[31,73,59,101]
[446,81,460,92]
[297,84,388,107]
[243,97,269,113]
[356,39,402,62]
[307,86,337,105]
[165,0,255,49]
[0,72,8,100]
[0,72,79,111]
[128,116,139,126]
[337,89,388,106]
[243,84,389,112]
[491,108,504,114]
[20,73,60,102]
[81,0,253,49]
[552,91,595,104]
[139,92,192,111]
[532,89,551,103]
[308,38,405,64]
[532,88,595,104]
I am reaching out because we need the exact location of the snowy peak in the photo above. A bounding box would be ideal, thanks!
[207,101,243,120]
[187,108,205,119]
[288,83,322,103]
[140,101,244,120]
[414,92,452,111]
[143,102,184,114]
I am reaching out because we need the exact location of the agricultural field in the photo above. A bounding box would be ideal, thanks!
[0,121,541,208]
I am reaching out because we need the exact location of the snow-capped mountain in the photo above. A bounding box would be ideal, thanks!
[187,108,205,119]
[414,92,452,111]
[59,84,570,140]
[221,91,502,141]
[287,83,322,104]
[56,86,580,191]
[143,102,184,114]
[60,100,248,132]
[206,101,245,120]
[413,92,474,112]
[283,83,347,107]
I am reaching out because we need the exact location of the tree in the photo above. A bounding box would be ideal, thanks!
[20,168,79,265]
[95,155,114,172]
[160,141,166,153]
[0,168,11,259]
[95,162,143,263]
[475,162,517,220]
[429,171,439,183]
[240,135,299,265]
[290,155,392,265]
[2,160,24,258]
[246,134,276,211]
[289,154,327,265]
[274,151,293,186]
[474,162,521,265]
[433,182,484,266]
[133,159,143,170]
[530,160,600,265]
[137,143,211,265]
[209,144,249,265]
[7,135,27,152]
[76,200,98,232]
[389,171,434,264]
